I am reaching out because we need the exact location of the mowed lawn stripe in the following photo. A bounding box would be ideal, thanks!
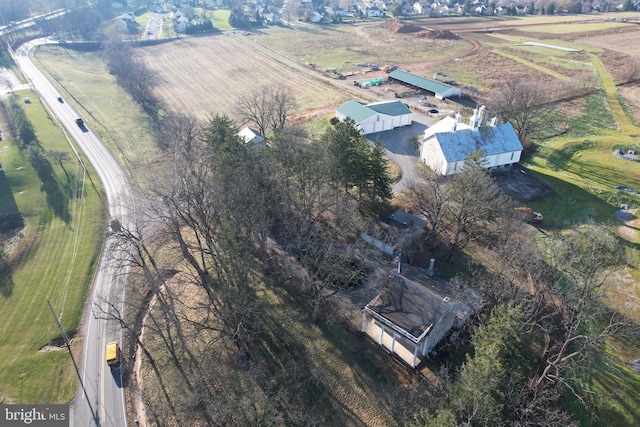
[0,88,104,404]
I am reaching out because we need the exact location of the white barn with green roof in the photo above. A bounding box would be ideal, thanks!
[335,100,412,135]
[388,69,461,100]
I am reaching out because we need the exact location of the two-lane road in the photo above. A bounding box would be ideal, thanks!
[13,39,134,427]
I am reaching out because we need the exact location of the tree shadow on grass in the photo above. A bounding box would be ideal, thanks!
[0,171,21,297]
[29,146,70,224]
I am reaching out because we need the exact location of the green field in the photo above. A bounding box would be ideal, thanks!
[0,90,104,404]
[210,9,232,32]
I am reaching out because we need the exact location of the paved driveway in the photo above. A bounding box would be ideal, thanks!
[366,113,433,193]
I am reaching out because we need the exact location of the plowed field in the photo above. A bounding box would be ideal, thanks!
[574,27,640,55]
[140,35,347,120]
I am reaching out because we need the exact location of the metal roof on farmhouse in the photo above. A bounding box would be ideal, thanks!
[336,100,411,121]
[388,69,455,94]
[429,122,522,162]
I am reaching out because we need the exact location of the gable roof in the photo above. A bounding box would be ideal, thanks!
[367,100,411,116]
[238,127,264,144]
[336,100,410,122]
[388,69,456,95]
[428,122,522,162]
[423,115,470,140]
[336,100,377,122]
[366,263,475,340]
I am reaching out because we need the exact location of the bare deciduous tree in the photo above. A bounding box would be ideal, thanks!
[405,171,450,249]
[445,158,509,263]
[488,78,552,147]
[236,85,295,136]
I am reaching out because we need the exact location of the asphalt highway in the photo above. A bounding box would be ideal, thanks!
[13,38,133,427]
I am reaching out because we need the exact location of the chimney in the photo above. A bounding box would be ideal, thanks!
[469,106,480,130]
[490,116,498,126]
[427,258,435,277]
[479,105,488,127]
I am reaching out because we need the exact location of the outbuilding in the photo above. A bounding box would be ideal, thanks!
[238,127,264,145]
[388,69,461,100]
[335,100,412,135]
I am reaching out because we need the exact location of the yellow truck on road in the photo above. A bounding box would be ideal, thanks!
[106,341,120,367]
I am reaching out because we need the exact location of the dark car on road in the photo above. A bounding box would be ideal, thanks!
[615,185,639,194]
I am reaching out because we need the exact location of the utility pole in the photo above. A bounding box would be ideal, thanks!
[47,300,99,423]
[20,372,25,404]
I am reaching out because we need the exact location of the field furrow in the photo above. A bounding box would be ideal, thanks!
[141,35,346,120]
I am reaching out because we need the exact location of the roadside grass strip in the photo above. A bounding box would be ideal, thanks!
[0,89,104,404]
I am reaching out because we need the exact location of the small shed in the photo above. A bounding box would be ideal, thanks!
[238,127,264,145]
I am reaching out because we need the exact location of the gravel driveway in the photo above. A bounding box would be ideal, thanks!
[365,112,433,192]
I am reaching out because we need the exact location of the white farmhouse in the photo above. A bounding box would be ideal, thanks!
[335,100,412,135]
[420,106,523,175]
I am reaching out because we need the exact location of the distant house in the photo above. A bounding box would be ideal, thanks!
[388,69,461,100]
[420,106,523,175]
[262,12,281,25]
[238,127,264,145]
[335,100,412,135]
[366,6,383,17]
[362,263,481,368]
[412,1,428,14]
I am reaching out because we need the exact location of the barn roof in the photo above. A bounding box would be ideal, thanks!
[336,100,377,122]
[388,69,456,95]
[367,100,412,116]
[428,122,522,162]
[336,100,411,121]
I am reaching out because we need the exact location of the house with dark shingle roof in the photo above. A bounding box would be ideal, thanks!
[388,69,461,99]
[362,262,481,368]
[335,100,412,135]
[420,106,522,175]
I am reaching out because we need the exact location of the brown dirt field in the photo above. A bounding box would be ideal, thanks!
[618,83,640,122]
[573,26,640,56]
[139,35,347,120]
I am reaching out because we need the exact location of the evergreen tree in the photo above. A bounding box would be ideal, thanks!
[367,141,392,206]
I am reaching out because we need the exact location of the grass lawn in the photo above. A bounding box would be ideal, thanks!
[0,90,104,404]
[209,9,232,32]
[32,45,161,186]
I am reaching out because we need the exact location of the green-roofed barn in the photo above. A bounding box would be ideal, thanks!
[335,100,412,135]
[388,69,462,100]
